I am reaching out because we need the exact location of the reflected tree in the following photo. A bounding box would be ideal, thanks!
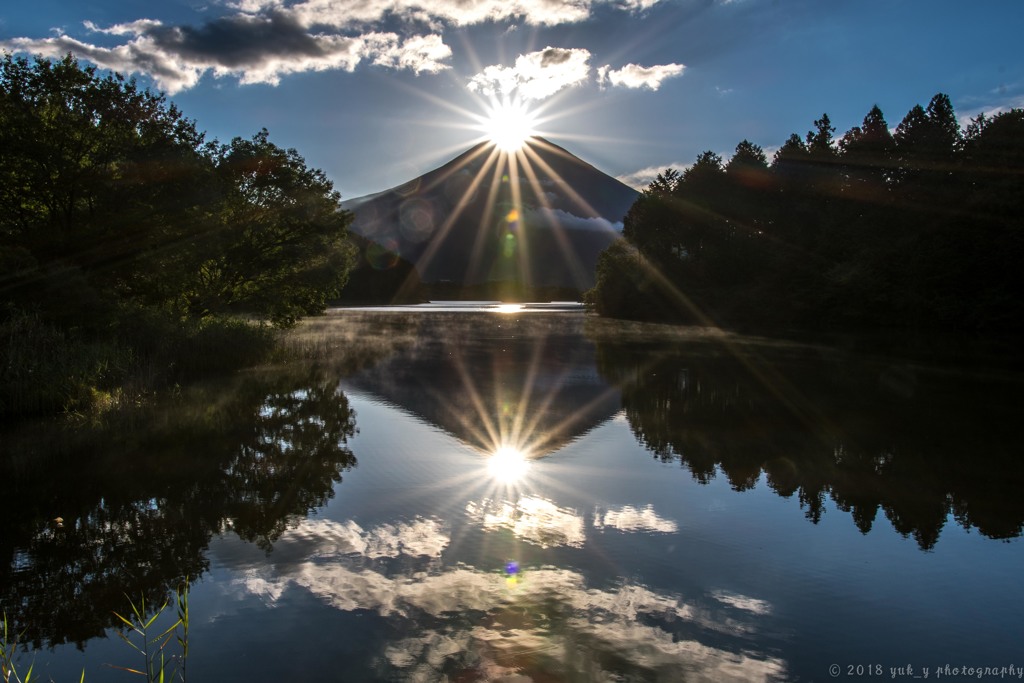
[592,334,1024,550]
[220,370,358,549]
[0,364,357,647]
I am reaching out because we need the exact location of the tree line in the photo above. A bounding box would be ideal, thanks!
[1,54,358,417]
[587,94,1024,333]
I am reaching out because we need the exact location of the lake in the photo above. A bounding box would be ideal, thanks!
[2,306,1022,682]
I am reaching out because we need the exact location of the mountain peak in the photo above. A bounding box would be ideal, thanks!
[343,138,638,292]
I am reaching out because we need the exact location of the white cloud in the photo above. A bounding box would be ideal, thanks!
[957,95,1024,128]
[526,207,623,232]
[599,62,685,90]
[0,27,449,94]
[364,32,452,74]
[2,0,680,94]
[467,46,591,101]
[618,0,665,8]
[0,34,206,94]
[230,510,783,680]
[711,590,772,616]
[228,0,284,11]
[616,163,688,191]
[270,516,450,559]
[224,34,369,86]
[280,0,596,29]
[83,19,163,36]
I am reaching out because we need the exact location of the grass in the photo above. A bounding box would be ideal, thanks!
[0,308,279,422]
[0,310,136,419]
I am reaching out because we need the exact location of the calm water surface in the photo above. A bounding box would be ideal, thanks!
[2,307,1022,682]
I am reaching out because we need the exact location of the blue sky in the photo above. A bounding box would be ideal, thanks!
[3,0,1023,199]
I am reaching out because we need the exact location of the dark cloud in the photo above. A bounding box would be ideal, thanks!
[149,11,328,67]
[540,47,573,67]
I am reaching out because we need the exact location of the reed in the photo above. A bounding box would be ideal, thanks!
[109,582,190,683]
[1,584,190,683]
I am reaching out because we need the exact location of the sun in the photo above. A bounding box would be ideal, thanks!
[480,99,538,152]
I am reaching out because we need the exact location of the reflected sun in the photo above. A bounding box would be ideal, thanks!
[487,445,531,483]
[481,99,537,152]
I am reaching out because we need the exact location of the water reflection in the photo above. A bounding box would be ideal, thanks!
[466,496,586,548]
[589,326,1024,549]
[486,445,531,484]
[342,312,621,459]
[595,504,678,534]
[0,365,358,647]
[2,309,1022,679]
[242,516,785,682]
[342,311,1024,549]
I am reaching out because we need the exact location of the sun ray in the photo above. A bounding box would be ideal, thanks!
[505,148,536,286]
[507,333,550,449]
[466,149,511,283]
[513,146,594,286]
[409,144,501,280]
[420,140,494,192]
[520,141,614,225]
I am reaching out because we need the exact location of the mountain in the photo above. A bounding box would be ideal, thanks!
[342,137,638,294]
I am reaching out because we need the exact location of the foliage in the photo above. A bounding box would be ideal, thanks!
[589,94,1024,333]
[180,130,356,326]
[0,53,357,418]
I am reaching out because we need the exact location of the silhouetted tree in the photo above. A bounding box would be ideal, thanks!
[586,92,1024,332]
[1,53,359,417]
[806,113,837,157]
[839,104,896,193]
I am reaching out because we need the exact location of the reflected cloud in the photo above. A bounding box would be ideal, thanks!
[712,590,772,616]
[466,496,585,548]
[594,504,678,533]
[271,517,449,560]
[241,560,784,681]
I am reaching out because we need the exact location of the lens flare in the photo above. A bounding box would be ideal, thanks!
[487,445,530,483]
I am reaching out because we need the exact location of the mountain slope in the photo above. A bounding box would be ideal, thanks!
[342,137,638,292]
